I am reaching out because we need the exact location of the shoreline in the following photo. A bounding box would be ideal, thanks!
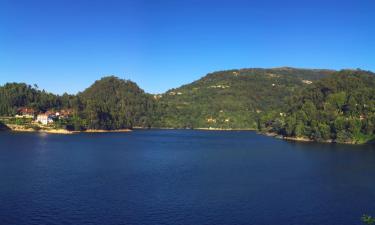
[82,129,132,133]
[195,127,256,131]
[8,129,132,134]
[4,124,132,134]
[263,131,326,143]
[3,125,256,134]
[134,127,257,131]
[2,125,373,144]
[261,132,372,145]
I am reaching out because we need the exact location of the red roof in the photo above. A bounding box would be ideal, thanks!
[59,109,74,116]
[17,107,35,115]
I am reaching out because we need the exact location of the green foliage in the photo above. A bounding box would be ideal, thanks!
[1,68,374,143]
[0,76,156,131]
[78,76,155,130]
[156,68,333,129]
[265,69,375,144]
[6,117,33,125]
[362,215,375,225]
[0,83,76,115]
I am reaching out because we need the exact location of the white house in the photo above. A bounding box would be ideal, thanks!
[36,114,53,125]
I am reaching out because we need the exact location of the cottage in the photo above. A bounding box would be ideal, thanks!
[153,95,162,100]
[36,114,54,125]
[302,80,313,84]
[45,110,58,119]
[207,117,216,123]
[16,107,35,118]
[57,109,73,119]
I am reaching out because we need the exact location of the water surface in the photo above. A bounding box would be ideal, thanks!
[0,130,374,225]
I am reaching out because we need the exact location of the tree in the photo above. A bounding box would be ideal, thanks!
[362,215,375,225]
[266,69,375,143]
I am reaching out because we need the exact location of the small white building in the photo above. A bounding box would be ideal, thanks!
[36,114,53,125]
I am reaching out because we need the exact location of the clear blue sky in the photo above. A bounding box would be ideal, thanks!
[0,0,374,94]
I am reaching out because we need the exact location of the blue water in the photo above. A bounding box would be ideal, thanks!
[0,130,374,225]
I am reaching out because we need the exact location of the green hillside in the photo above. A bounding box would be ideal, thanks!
[0,83,75,115]
[262,70,375,144]
[155,68,334,129]
[1,67,374,144]
[78,76,156,130]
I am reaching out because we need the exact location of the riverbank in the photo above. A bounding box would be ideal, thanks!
[2,124,256,134]
[6,124,75,134]
[8,128,132,134]
[2,124,373,144]
[263,131,325,143]
[195,127,257,131]
[262,131,375,145]
[83,129,132,133]
[3,124,131,134]
[282,135,374,145]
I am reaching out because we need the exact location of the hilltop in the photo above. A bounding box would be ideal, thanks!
[77,76,155,130]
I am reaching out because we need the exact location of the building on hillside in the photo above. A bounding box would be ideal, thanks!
[45,110,58,119]
[16,107,35,118]
[207,117,216,123]
[39,109,74,121]
[36,114,54,125]
[302,80,313,84]
[58,109,74,119]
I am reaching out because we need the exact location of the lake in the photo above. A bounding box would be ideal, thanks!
[0,130,374,225]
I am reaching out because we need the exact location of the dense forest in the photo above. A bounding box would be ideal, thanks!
[260,70,375,144]
[155,68,334,128]
[0,67,374,144]
[77,76,155,130]
[0,77,155,130]
[0,82,76,115]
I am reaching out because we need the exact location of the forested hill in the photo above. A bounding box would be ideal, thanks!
[154,68,335,128]
[0,76,156,130]
[77,76,155,129]
[261,70,375,144]
[0,82,75,115]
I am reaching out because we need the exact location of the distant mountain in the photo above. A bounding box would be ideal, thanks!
[261,69,375,144]
[155,68,335,129]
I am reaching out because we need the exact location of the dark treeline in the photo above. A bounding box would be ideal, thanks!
[0,68,374,143]
[0,82,76,115]
[77,76,155,130]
